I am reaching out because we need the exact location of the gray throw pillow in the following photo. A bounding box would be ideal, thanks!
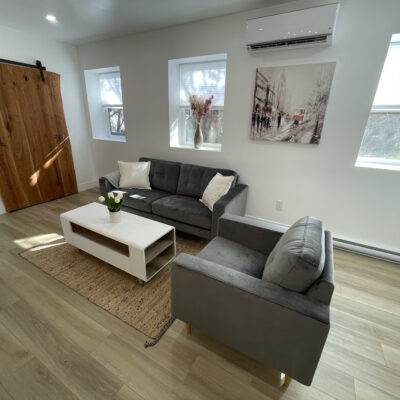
[262,216,325,292]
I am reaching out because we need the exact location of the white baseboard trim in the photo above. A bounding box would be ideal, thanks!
[332,239,400,264]
[245,214,400,265]
[77,180,98,192]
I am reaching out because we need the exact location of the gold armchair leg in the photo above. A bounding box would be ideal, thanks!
[284,375,292,387]
[186,323,191,334]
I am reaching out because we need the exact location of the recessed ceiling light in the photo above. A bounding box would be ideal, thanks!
[45,14,57,23]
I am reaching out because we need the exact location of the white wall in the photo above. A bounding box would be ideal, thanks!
[77,0,400,252]
[0,25,96,213]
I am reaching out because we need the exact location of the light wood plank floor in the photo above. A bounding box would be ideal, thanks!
[0,188,399,400]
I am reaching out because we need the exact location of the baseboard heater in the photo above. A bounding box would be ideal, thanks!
[245,215,400,265]
[332,237,400,264]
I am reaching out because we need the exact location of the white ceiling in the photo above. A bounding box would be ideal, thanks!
[0,0,292,44]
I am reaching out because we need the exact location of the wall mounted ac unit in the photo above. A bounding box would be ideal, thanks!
[246,3,340,53]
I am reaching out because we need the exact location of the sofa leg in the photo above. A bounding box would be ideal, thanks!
[186,323,191,334]
[284,375,292,387]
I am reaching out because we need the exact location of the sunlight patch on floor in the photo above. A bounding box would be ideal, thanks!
[14,233,63,249]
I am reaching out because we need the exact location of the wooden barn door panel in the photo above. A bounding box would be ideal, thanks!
[0,63,77,212]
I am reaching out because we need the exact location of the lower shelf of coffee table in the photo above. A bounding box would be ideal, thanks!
[145,231,175,280]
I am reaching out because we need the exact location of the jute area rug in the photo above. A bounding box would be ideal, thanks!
[20,232,208,347]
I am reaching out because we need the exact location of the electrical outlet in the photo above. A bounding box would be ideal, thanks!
[276,200,284,211]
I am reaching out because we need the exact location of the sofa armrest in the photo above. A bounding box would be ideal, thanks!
[171,253,330,385]
[99,170,120,196]
[218,213,286,256]
[211,184,248,237]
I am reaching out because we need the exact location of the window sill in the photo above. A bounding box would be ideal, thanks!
[170,144,221,152]
[355,157,400,172]
[93,136,126,143]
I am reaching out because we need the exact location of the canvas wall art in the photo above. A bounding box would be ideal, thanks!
[250,62,336,144]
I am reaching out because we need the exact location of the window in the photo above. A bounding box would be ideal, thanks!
[356,34,400,170]
[84,66,126,142]
[169,54,227,151]
[99,72,125,137]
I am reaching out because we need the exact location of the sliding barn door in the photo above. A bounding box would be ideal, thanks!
[0,63,77,212]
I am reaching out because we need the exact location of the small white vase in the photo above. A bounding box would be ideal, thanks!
[109,210,121,223]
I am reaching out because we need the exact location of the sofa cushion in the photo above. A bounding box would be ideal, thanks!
[122,188,169,213]
[262,216,325,293]
[118,160,151,189]
[139,157,181,194]
[152,195,212,230]
[176,163,238,198]
[198,237,267,278]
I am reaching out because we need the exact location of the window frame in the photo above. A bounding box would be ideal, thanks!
[104,105,125,138]
[98,71,125,139]
[356,36,400,169]
[168,54,227,152]
[84,66,126,143]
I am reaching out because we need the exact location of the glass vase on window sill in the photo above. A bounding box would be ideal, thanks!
[194,118,203,149]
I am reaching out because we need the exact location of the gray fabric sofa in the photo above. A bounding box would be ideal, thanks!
[171,214,334,386]
[99,157,248,239]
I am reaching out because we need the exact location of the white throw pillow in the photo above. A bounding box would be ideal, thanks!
[200,173,234,211]
[118,161,151,189]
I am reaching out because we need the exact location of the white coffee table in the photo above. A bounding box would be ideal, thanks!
[60,202,176,283]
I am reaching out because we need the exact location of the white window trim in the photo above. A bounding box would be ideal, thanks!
[370,105,400,113]
[356,157,400,171]
[355,36,400,171]
[84,66,126,143]
[168,53,227,152]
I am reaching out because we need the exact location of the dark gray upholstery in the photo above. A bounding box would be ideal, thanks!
[198,236,267,279]
[211,185,248,238]
[99,171,120,196]
[171,213,334,386]
[122,189,169,213]
[218,213,286,255]
[139,157,181,194]
[176,163,238,198]
[152,195,212,230]
[120,205,211,239]
[99,158,248,239]
[263,216,325,293]
[306,231,335,305]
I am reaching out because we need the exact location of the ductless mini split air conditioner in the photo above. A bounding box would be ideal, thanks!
[246,3,340,53]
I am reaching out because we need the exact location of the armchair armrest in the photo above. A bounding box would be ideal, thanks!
[218,214,286,256]
[171,253,329,324]
[171,253,330,385]
[99,170,120,197]
[211,184,248,237]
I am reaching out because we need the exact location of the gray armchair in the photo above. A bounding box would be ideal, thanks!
[171,214,334,386]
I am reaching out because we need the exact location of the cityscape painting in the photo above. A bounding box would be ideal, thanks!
[250,62,336,144]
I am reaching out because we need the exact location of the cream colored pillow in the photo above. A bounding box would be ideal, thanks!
[118,161,151,189]
[200,173,234,211]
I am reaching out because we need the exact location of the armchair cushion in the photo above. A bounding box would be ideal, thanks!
[198,237,267,278]
[263,216,325,293]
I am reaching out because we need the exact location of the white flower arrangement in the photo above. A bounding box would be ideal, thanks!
[99,192,123,212]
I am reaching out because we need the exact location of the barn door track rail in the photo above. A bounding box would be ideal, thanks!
[0,59,46,82]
